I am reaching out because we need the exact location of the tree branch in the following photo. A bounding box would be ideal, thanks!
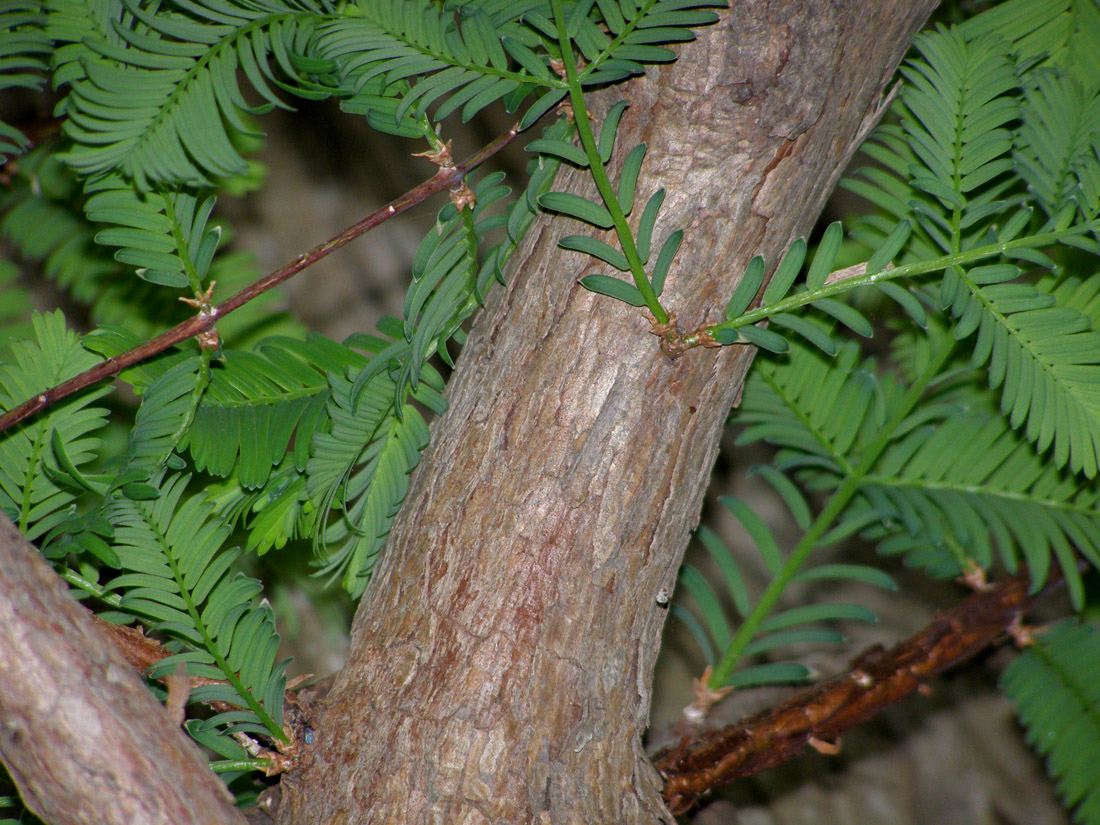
[0,126,520,434]
[0,512,247,825]
[653,572,1042,815]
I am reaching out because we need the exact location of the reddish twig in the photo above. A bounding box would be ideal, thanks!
[653,571,1042,814]
[0,126,521,434]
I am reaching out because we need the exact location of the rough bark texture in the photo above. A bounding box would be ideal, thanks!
[0,513,246,825]
[281,2,937,823]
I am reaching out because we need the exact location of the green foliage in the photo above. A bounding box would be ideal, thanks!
[104,473,287,741]
[44,0,724,189]
[535,0,725,323]
[667,9,1100,813]
[735,322,1100,607]
[676,493,892,690]
[50,0,339,188]
[186,337,349,488]
[0,0,49,160]
[0,312,109,543]
[0,148,289,342]
[308,365,434,596]
[0,0,729,793]
[314,0,555,134]
[84,176,221,289]
[736,337,885,483]
[1002,621,1100,825]
[112,354,209,488]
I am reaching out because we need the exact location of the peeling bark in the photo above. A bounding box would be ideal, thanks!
[0,514,246,825]
[281,2,937,823]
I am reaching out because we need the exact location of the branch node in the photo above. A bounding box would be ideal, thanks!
[807,736,840,755]
[646,311,691,358]
[958,559,991,592]
[685,664,733,721]
[180,282,220,350]
[1007,614,1037,648]
[413,139,454,169]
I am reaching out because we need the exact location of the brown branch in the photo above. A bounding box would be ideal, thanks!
[653,571,1042,815]
[0,512,247,825]
[0,126,521,434]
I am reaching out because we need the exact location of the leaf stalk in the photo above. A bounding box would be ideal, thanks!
[707,334,958,688]
[550,0,670,325]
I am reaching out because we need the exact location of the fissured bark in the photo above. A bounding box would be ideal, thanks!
[281,3,937,822]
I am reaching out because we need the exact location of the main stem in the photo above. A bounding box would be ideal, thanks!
[277,4,938,823]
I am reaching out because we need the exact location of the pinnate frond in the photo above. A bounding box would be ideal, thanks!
[0,151,212,335]
[1016,68,1100,221]
[850,387,1100,606]
[737,337,886,480]
[842,25,1023,262]
[213,458,314,555]
[53,0,337,188]
[398,171,511,393]
[960,0,1100,85]
[900,27,1020,239]
[713,226,927,354]
[0,0,49,160]
[84,175,221,289]
[0,312,109,543]
[184,335,365,488]
[676,493,891,690]
[838,22,1100,478]
[948,268,1100,478]
[548,0,725,88]
[314,0,556,131]
[318,0,724,133]
[309,124,565,592]
[104,473,287,740]
[113,355,208,492]
[740,324,1100,606]
[308,366,436,596]
[1001,620,1100,825]
[351,120,568,412]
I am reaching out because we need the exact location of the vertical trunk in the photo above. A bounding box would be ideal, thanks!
[282,2,937,822]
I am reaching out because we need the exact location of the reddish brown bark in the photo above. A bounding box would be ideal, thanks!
[654,572,1037,814]
[279,3,938,823]
[0,513,246,825]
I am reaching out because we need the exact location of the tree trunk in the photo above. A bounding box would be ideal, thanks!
[0,514,247,825]
[281,2,937,823]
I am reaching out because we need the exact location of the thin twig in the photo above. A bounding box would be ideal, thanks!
[0,126,521,434]
[653,571,1044,814]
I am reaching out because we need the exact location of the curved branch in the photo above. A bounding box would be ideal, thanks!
[0,126,521,434]
[653,571,1044,815]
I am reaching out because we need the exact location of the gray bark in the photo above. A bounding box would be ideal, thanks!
[281,2,938,823]
[0,513,247,825]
